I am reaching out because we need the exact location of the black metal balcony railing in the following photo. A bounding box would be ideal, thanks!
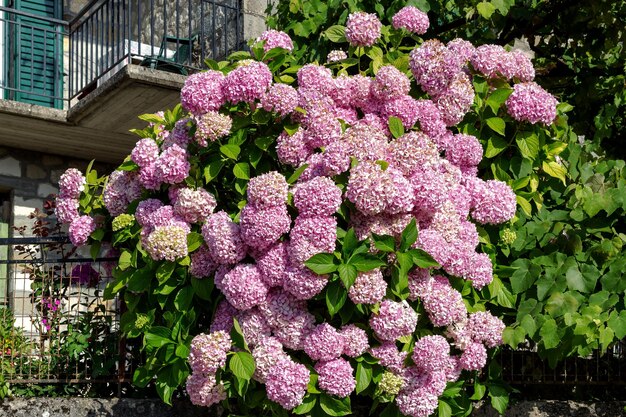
[0,0,243,110]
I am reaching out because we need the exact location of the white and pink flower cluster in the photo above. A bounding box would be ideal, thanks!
[55,16,557,416]
[55,168,96,246]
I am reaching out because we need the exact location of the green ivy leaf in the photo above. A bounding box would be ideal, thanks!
[233,162,251,180]
[355,362,372,394]
[174,286,194,311]
[325,25,347,43]
[220,144,241,160]
[476,1,497,18]
[348,253,385,272]
[486,117,506,136]
[485,136,508,158]
[191,277,214,301]
[487,383,509,414]
[607,310,626,339]
[371,233,396,252]
[516,132,540,160]
[542,161,568,185]
[204,159,224,183]
[388,116,405,139]
[399,218,418,251]
[326,280,347,316]
[319,393,351,416]
[156,262,176,284]
[229,351,256,380]
[539,318,561,349]
[305,253,339,274]
[338,263,358,289]
[293,394,317,414]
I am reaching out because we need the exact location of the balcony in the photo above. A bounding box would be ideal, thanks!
[0,0,244,163]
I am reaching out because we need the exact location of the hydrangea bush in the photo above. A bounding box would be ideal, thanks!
[55,6,567,417]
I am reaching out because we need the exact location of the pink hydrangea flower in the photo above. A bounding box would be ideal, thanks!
[58,168,86,199]
[412,335,451,373]
[255,242,289,287]
[257,29,294,52]
[154,144,190,184]
[55,198,79,224]
[180,70,225,115]
[283,265,328,300]
[506,82,558,125]
[201,211,247,264]
[220,263,268,310]
[186,373,226,407]
[276,128,311,167]
[370,341,408,372]
[340,325,370,357]
[345,12,382,47]
[371,65,411,101]
[145,225,189,261]
[293,176,342,217]
[468,311,505,348]
[69,215,96,246]
[459,341,487,370]
[131,139,159,168]
[247,172,289,208]
[346,161,395,216]
[239,204,291,251]
[327,50,347,62]
[223,61,273,104]
[265,359,310,410]
[190,245,218,279]
[370,299,418,341]
[173,187,216,223]
[392,6,429,34]
[188,331,231,374]
[288,216,337,266]
[261,83,299,116]
[194,111,232,145]
[252,336,289,383]
[315,358,356,398]
[349,269,387,305]
[236,308,272,347]
[471,179,517,224]
[304,323,345,361]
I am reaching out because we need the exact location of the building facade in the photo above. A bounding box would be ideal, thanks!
[0,0,267,329]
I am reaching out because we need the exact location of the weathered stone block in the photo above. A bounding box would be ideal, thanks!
[26,164,47,180]
[37,183,58,198]
[0,157,21,177]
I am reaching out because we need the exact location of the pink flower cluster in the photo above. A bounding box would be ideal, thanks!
[256,29,294,52]
[345,12,382,47]
[392,6,429,34]
[53,18,553,415]
[186,331,231,407]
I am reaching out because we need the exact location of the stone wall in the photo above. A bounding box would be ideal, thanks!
[0,146,112,234]
[0,398,624,417]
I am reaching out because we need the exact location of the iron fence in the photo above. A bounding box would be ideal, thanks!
[0,0,243,108]
[0,235,127,393]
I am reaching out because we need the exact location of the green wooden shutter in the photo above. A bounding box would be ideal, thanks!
[12,0,63,108]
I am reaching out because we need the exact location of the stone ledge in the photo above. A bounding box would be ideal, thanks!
[0,399,624,417]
